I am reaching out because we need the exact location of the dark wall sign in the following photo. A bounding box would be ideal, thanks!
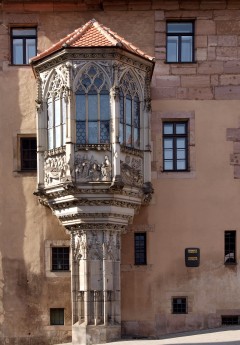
[185,248,200,267]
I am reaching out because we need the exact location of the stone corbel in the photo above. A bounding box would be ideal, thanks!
[142,181,154,205]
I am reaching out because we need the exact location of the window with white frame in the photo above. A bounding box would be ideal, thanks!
[119,71,140,149]
[75,65,110,145]
[47,73,67,150]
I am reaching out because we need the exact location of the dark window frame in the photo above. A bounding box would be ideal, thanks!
[50,308,64,325]
[11,27,37,65]
[222,315,240,326]
[163,121,188,172]
[172,297,187,314]
[134,232,147,265]
[166,21,195,63]
[224,230,236,265]
[20,137,37,171]
[51,247,70,272]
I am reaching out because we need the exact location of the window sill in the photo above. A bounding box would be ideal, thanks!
[157,170,196,179]
[121,264,153,272]
[13,170,37,177]
[165,61,197,65]
[224,262,237,266]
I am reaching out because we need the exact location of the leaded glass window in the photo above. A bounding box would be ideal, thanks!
[75,65,110,145]
[47,73,67,150]
[119,71,140,149]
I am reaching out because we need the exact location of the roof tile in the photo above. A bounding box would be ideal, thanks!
[31,18,154,62]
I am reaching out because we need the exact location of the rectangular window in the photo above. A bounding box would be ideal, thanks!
[134,233,146,265]
[222,316,240,325]
[20,137,37,171]
[50,308,64,325]
[224,231,236,264]
[11,28,37,65]
[172,297,187,314]
[52,247,70,271]
[166,22,194,63]
[163,121,188,171]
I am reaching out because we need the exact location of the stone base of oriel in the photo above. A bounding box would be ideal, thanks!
[72,323,121,345]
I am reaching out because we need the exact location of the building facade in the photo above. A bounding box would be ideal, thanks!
[1,0,240,344]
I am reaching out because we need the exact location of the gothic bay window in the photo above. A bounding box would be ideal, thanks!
[119,72,140,148]
[76,66,110,145]
[47,96,66,150]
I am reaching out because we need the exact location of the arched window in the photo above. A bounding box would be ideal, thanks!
[75,65,110,145]
[119,71,140,149]
[47,73,67,150]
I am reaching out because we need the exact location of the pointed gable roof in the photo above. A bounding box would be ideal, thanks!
[30,19,154,63]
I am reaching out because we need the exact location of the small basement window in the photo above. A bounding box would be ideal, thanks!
[222,315,240,325]
[50,308,64,325]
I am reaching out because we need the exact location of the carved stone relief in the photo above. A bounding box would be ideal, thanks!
[74,153,111,182]
[120,155,143,187]
[44,153,71,185]
[72,230,120,262]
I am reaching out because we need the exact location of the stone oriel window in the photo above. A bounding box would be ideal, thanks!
[50,308,64,325]
[166,22,194,63]
[163,121,188,171]
[134,232,147,265]
[119,71,141,149]
[75,65,110,145]
[172,297,187,314]
[11,27,37,65]
[20,136,37,171]
[224,231,236,265]
[52,247,70,271]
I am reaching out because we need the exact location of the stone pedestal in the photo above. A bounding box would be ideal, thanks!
[72,323,121,345]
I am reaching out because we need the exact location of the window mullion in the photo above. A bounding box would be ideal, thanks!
[86,94,88,143]
[98,91,100,143]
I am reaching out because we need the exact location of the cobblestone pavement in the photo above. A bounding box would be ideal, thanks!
[56,327,240,345]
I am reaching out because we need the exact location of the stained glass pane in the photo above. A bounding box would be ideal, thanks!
[62,98,66,124]
[126,96,132,125]
[119,124,123,144]
[134,96,140,128]
[88,122,98,144]
[47,101,53,128]
[134,127,140,148]
[126,125,131,146]
[100,92,110,120]
[55,99,61,126]
[55,126,61,147]
[100,121,110,143]
[94,77,103,88]
[48,128,53,150]
[120,93,124,123]
[12,29,36,36]
[88,92,98,121]
[76,122,86,144]
[82,77,91,89]
[76,93,86,121]
[63,124,66,145]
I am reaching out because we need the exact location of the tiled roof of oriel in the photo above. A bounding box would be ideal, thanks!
[31,18,154,62]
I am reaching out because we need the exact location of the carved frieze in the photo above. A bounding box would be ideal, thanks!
[44,153,71,185]
[72,230,121,262]
[74,153,111,182]
[120,155,143,187]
